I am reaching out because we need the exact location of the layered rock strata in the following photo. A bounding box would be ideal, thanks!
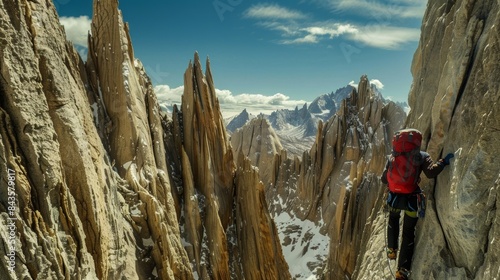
[169,53,290,279]
[0,0,290,279]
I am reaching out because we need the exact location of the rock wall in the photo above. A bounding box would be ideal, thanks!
[291,76,405,279]
[2,0,498,278]
[0,0,289,279]
[0,0,194,278]
[405,0,499,278]
[354,0,500,279]
[0,0,100,277]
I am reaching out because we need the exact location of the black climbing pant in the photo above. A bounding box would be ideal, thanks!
[388,209,419,270]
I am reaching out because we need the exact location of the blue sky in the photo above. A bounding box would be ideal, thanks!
[56,0,426,117]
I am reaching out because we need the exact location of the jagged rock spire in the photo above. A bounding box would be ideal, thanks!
[171,53,290,279]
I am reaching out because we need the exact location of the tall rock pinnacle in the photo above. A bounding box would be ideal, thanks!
[0,0,193,278]
[86,0,191,278]
[170,53,290,279]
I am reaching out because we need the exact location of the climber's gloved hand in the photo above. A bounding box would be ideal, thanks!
[442,153,454,165]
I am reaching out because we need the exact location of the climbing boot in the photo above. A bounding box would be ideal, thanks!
[395,267,410,280]
[386,247,397,260]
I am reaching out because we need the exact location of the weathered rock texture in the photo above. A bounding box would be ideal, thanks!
[282,76,405,279]
[353,0,500,279]
[0,0,193,278]
[226,2,500,276]
[231,117,283,187]
[2,0,498,278]
[0,0,289,279]
[405,0,499,278]
[169,53,290,279]
[231,75,406,278]
[86,0,193,278]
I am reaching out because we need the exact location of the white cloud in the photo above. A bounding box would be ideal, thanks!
[155,84,184,103]
[244,1,423,49]
[244,4,307,20]
[59,16,92,48]
[258,21,301,36]
[349,79,385,90]
[154,85,308,118]
[324,0,425,19]
[277,23,419,49]
[370,79,384,89]
[217,90,308,117]
[283,34,319,44]
[281,23,359,44]
[348,25,420,49]
[304,24,358,37]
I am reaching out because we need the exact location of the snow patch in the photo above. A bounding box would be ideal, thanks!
[274,212,329,279]
[123,161,133,170]
[90,102,99,124]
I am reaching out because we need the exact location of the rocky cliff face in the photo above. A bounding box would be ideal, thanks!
[0,0,192,278]
[1,0,498,279]
[231,75,407,278]
[404,0,499,278]
[0,0,289,279]
[353,0,500,279]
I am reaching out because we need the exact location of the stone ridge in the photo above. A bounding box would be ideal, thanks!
[86,0,192,278]
[0,0,130,278]
[230,116,284,187]
[170,53,290,279]
[0,0,290,279]
[235,74,406,278]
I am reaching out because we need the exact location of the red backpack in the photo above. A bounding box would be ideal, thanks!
[387,129,423,194]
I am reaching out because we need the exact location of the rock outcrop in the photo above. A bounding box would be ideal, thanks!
[0,0,289,279]
[169,53,290,279]
[0,0,193,278]
[289,76,406,279]
[2,0,498,279]
[0,0,100,278]
[273,0,499,278]
[86,0,193,278]
[230,117,283,187]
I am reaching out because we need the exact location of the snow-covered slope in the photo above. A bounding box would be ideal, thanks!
[274,211,329,279]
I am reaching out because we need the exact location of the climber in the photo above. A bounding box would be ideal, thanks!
[381,129,454,280]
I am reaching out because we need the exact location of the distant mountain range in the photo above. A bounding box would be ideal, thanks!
[226,84,408,157]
